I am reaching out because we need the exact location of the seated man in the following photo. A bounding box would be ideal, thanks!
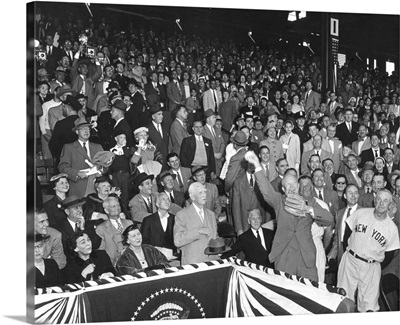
[141,192,177,254]
[221,209,274,268]
[158,170,185,214]
[34,208,66,270]
[95,196,134,266]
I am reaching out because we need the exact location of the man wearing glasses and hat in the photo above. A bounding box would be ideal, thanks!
[58,114,105,199]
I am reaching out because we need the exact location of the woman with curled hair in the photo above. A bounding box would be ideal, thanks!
[116,224,170,276]
[64,231,116,284]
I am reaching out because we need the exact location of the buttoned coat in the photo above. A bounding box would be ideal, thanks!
[166,80,184,112]
[95,218,134,266]
[202,124,226,176]
[202,88,222,112]
[147,121,170,162]
[168,118,189,156]
[174,204,218,265]
[180,136,216,176]
[128,192,159,223]
[58,140,105,199]
[141,212,176,252]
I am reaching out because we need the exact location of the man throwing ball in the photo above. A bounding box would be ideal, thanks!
[337,188,400,312]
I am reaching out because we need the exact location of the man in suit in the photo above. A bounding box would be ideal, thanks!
[327,184,361,266]
[336,108,359,147]
[311,168,340,216]
[158,170,185,210]
[166,152,192,194]
[180,120,216,180]
[302,80,321,115]
[259,145,278,181]
[128,173,158,223]
[56,195,101,253]
[109,99,134,148]
[326,91,342,122]
[202,78,222,113]
[270,158,289,194]
[35,208,67,269]
[202,109,226,177]
[70,51,102,110]
[383,147,396,175]
[146,104,170,164]
[141,192,177,253]
[244,151,333,282]
[174,182,218,265]
[358,164,375,195]
[303,123,331,153]
[169,105,190,156]
[166,69,184,112]
[144,71,166,110]
[126,79,146,132]
[340,154,363,188]
[221,209,274,268]
[58,116,105,199]
[359,133,383,168]
[112,60,130,92]
[231,160,271,236]
[358,173,386,207]
[94,64,114,102]
[352,125,371,156]
[191,166,222,220]
[44,33,63,73]
[382,131,400,165]
[325,124,343,173]
[95,196,134,266]
[48,95,80,166]
[301,134,333,175]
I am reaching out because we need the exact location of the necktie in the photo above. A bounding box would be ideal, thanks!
[83,142,90,159]
[305,91,309,102]
[211,127,216,138]
[169,192,175,203]
[117,219,123,234]
[177,172,184,190]
[250,175,254,189]
[346,207,352,219]
[176,81,182,95]
[199,209,204,222]
[157,124,163,138]
[74,222,79,232]
[147,197,153,213]
[374,150,378,158]
[256,230,262,244]
[318,190,323,200]
[367,187,371,193]
[348,123,352,133]
[213,90,218,109]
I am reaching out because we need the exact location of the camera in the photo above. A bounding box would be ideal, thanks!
[38,51,47,60]
[87,47,95,58]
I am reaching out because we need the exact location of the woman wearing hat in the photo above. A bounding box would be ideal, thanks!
[116,224,170,275]
[35,235,64,288]
[130,127,163,185]
[43,173,70,227]
[64,230,117,284]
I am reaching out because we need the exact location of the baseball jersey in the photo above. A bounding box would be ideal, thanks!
[346,208,400,262]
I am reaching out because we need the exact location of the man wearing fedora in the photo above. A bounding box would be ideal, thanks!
[48,85,77,131]
[55,195,101,253]
[146,104,170,163]
[224,130,248,193]
[174,182,219,265]
[180,120,216,181]
[49,66,68,94]
[221,209,274,268]
[58,115,105,199]
[128,173,158,223]
[49,95,81,167]
[109,99,134,148]
[202,109,226,177]
[95,196,134,266]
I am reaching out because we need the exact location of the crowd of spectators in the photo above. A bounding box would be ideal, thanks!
[33,6,400,313]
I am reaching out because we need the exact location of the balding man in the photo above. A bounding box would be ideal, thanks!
[244,151,333,282]
[173,182,218,265]
[301,134,333,175]
[337,189,400,312]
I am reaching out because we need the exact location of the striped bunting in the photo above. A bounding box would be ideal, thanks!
[225,261,346,316]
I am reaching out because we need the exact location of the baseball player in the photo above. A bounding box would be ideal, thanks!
[337,189,400,312]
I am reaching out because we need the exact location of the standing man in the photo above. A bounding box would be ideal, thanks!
[302,79,321,115]
[166,69,184,112]
[169,104,189,156]
[359,133,383,168]
[326,124,343,173]
[203,78,222,112]
[146,104,169,163]
[337,189,400,312]
[174,182,218,265]
[58,117,105,198]
[109,99,134,148]
[166,152,192,194]
[180,120,216,181]
[259,145,278,181]
[244,151,333,282]
[202,109,226,177]
[336,108,359,147]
